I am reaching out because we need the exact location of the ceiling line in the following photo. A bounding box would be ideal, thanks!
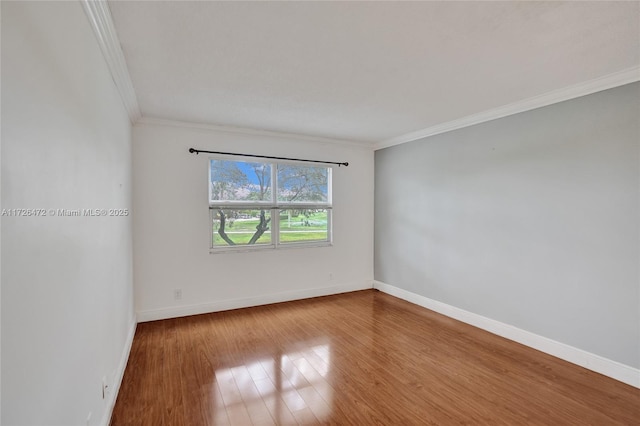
[375,66,640,150]
[82,1,637,150]
[137,117,373,149]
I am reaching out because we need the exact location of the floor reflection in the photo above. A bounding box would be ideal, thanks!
[213,344,333,424]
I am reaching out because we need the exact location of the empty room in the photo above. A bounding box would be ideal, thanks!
[2,1,639,425]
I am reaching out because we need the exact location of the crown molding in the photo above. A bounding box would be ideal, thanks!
[81,0,141,123]
[78,1,638,150]
[376,66,640,150]
[137,116,374,149]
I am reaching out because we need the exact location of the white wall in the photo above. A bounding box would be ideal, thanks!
[133,121,374,321]
[375,83,639,370]
[0,3,3,421]
[1,2,135,425]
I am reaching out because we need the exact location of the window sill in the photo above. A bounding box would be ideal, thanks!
[209,241,332,254]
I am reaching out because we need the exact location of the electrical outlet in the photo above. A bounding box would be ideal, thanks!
[328,273,333,281]
[174,289,182,300]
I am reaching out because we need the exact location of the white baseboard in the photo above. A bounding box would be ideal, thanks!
[373,280,640,389]
[101,316,137,426]
[137,281,373,323]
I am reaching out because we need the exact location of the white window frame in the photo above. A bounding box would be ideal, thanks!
[208,156,333,253]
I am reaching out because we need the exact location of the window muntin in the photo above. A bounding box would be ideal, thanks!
[209,158,332,251]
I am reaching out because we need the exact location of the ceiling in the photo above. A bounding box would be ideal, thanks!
[108,1,639,146]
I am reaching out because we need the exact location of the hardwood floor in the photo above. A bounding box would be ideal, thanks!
[111,290,640,425]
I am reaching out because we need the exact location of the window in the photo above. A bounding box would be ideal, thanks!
[209,158,332,251]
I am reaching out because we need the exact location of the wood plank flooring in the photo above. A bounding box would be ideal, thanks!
[111,290,640,425]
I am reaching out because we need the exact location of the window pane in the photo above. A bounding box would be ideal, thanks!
[210,160,272,202]
[277,165,329,203]
[211,209,272,247]
[279,209,329,244]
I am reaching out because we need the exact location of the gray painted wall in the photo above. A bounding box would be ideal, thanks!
[374,83,639,368]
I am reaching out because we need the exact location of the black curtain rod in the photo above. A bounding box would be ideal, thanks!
[188,148,348,167]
